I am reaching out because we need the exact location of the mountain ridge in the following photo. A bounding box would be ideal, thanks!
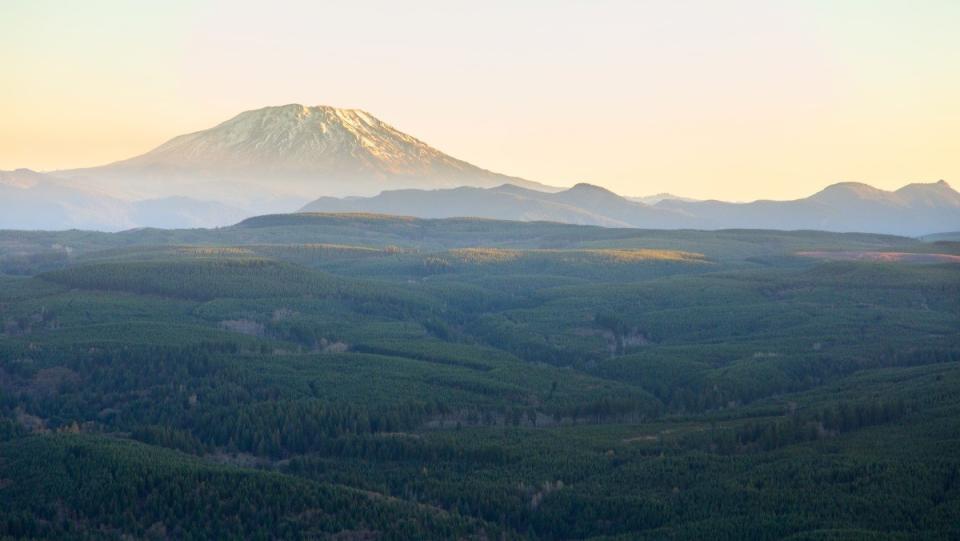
[301,179,960,236]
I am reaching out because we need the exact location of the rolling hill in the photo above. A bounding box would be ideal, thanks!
[1,213,958,539]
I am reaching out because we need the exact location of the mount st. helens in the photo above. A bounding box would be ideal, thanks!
[58,104,551,205]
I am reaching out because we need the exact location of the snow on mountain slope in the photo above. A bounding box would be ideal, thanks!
[60,104,552,205]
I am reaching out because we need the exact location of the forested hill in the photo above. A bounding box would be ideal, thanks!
[0,214,958,539]
[1,211,934,266]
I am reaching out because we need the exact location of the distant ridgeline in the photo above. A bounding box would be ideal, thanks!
[1,214,959,539]
[301,180,960,237]
[2,104,959,234]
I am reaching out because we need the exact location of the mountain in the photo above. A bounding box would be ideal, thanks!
[0,169,247,231]
[548,183,694,227]
[896,180,960,207]
[58,104,553,208]
[301,183,694,228]
[302,180,960,236]
[301,185,625,226]
[659,180,960,236]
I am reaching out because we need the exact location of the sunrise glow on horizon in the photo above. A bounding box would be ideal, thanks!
[2,0,959,201]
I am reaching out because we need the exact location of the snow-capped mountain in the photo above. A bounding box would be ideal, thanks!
[59,104,551,206]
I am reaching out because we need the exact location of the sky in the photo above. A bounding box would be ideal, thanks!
[1,0,958,201]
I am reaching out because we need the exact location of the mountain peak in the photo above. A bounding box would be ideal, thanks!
[237,103,376,126]
[809,181,891,203]
[816,181,881,193]
[895,179,960,207]
[896,179,954,192]
[567,182,619,195]
[146,103,436,174]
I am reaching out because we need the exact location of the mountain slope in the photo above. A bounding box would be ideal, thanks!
[60,104,552,206]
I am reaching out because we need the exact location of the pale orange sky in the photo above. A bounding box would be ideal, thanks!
[1,0,958,200]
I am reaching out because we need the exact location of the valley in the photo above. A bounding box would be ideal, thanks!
[6,2,960,538]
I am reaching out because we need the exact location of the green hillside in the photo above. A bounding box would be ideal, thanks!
[1,215,958,539]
